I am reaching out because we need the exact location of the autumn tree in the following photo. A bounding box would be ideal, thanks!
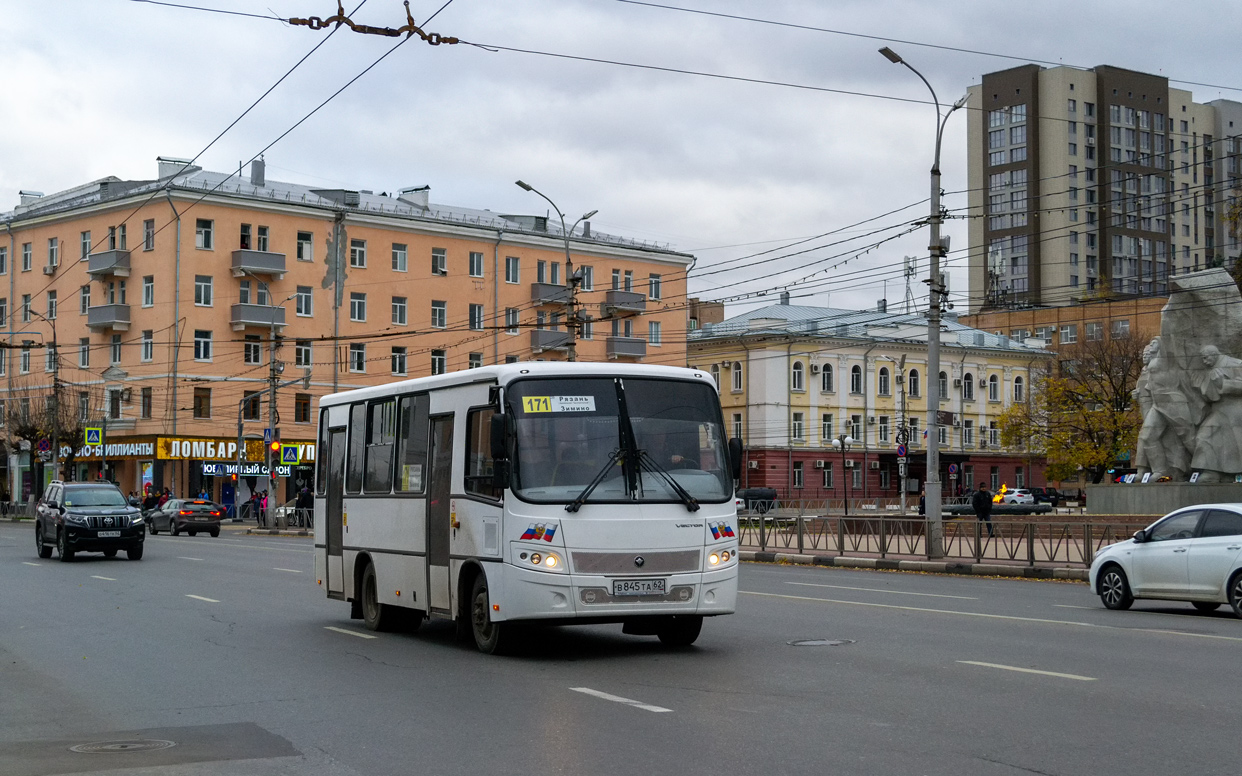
[999,332,1148,484]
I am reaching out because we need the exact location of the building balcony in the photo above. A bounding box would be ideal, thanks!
[230,303,286,332]
[86,250,131,278]
[231,250,287,279]
[530,282,571,305]
[86,304,131,331]
[531,329,570,353]
[600,290,646,317]
[606,336,646,359]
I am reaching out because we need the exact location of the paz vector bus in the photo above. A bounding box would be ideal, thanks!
[313,362,742,653]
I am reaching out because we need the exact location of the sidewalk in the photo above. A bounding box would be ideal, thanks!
[738,548,1089,581]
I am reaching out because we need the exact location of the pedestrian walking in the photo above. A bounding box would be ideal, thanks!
[971,483,995,537]
[918,488,926,516]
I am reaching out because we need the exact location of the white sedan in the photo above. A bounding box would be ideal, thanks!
[1001,488,1035,504]
[1089,503,1242,617]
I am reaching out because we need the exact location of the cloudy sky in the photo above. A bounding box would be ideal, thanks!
[6,0,1242,317]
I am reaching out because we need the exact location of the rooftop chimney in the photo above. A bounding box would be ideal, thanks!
[779,291,790,305]
[18,190,44,206]
[156,156,195,179]
[582,220,591,238]
[877,299,887,313]
[398,185,430,209]
[250,158,265,188]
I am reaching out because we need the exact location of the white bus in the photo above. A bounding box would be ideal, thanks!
[313,362,741,653]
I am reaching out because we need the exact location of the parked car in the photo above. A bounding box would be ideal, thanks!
[735,487,778,514]
[1090,503,1242,617]
[1001,488,1035,504]
[1030,487,1061,506]
[35,481,145,561]
[147,499,223,537]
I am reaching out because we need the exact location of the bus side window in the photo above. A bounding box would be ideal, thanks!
[465,407,501,500]
[315,409,330,496]
[364,399,396,493]
[395,394,429,493]
[345,403,366,494]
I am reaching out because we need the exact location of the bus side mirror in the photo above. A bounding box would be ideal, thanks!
[490,413,509,461]
[728,437,743,480]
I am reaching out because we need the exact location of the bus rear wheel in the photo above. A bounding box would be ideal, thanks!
[470,574,507,655]
[361,563,395,632]
[657,615,703,647]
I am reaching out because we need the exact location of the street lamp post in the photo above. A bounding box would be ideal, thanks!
[831,433,855,516]
[515,180,597,362]
[879,46,967,557]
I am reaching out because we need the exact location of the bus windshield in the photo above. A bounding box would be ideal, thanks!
[506,376,731,506]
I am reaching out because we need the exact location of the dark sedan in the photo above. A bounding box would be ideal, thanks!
[147,499,223,537]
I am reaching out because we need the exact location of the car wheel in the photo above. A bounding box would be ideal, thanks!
[361,563,395,632]
[57,529,74,562]
[1229,572,1242,619]
[149,523,158,535]
[1099,565,1133,610]
[210,529,220,538]
[35,525,52,559]
[470,573,508,654]
[1192,601,1221,613]
[657,615,704,647]
[127,544,143,560]
[172,522,181,536]
[103,549,117,558]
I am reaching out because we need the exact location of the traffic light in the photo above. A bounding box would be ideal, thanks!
[269,427,281,453]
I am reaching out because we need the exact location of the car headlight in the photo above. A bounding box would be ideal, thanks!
[63,514,88,526]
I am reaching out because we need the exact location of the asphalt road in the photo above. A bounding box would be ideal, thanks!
[2,521,1239,776]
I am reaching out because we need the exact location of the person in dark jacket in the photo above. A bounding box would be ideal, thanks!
[971,483,995,537]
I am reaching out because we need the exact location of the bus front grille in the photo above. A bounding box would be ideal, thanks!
[571,550,700,575]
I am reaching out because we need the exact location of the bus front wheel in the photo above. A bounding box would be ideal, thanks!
[470,574,508,655]
[361,563,396,632]
[657,615,703,647]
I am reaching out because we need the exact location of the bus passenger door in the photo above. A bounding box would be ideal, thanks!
[427,415,455,614]
[326,428,347,596]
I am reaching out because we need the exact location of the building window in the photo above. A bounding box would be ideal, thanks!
[823,463,834,489]
[244,335,262,365]
[581,265,593,290]
[193,387,211,419]
[47,237,59,268]
[710,364,720,387]
[879,416,890,443]
[141,387,153,419]
[294,285,312,317]
[392,243,408,272]
[240,224,252,250]
[852,466,862,490]
[256,225,269,252]
[195,219,213,249]
[295,393,311,424]
[21,294,30,323]
[821,413,833,441]
[612,269,621,290]
[431,349,446,375]
[391,347,407,376]
[648,274,662,300]
[1014,376,1025,403]
[19,344,29,374]
[297,231,314,262]
[194,330,212,361]
[581,318,593,340]
[21,242,32,271]
[938,371,949,399]
[505,307,519,334]
[81,231,92,259]
[850,365,863,394]
[732,362,743,392]
[850,414,862,440]
[1060,324,1078,344]
[963,373,974,401]
[793,461,804,488]
[469,303,484,331]
[295,340,312,367]
[1111,319,1131,339]
[194,275,212,306]
[648,320,661,345]
[469,251,484,278]
[46,290,57,320]
[0,246,6,274]
[963,420,974,446]
[80,285,90,314]
[350,292,366,322]
[505,256,520,283]
[45,345,56,373]
[242,391,261,421]
[78,338,90,367]
[1086,322,1104,341]
[140,275,154,307]
[349,343,366,372]
[821,364,834,392]
[988,375,1000,402]
[792,412,804,441]
[141,330,153,362]
[469,352,483,369]
[106,334,121,364]
[878,367,890,396]
[431,300,447,328]
[791,361,805,391]
[536,260,547,284]
[350,239,367,268]
[908,369,920,398]
[431,247,447,275]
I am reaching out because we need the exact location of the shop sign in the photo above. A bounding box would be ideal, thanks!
[158,437,316,462]
[201,462,294,477]
[74,439,158,460]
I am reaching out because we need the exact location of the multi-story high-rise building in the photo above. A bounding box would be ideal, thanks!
[0,158,692,504]
[966,64,1242,314]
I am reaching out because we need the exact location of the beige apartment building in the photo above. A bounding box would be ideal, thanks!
[1,158,692,505]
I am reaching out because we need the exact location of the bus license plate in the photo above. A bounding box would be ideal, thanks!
[612,578,666,596]
[97,531,121,538]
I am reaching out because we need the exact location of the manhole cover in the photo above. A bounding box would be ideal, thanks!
[69,739,177,754]
[788,639,855,647]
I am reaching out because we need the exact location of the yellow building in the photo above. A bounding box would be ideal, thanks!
[689,300,1053,501]
[2,158,691,504]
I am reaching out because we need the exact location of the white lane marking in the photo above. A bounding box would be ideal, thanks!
[958,661,1097,682]
[570,687,673,713]
[163,537,313,553]
[788,581,978,600]
[325,626,377,640]
[91,576,116,581]
[740,591,1242,643]
[273,568,303,573]
[1053,605,1096,610]
[22,562,40,566]
[186,594,220,603]
[178,557,203,562]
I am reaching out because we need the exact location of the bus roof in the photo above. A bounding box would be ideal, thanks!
[318,362,716,408]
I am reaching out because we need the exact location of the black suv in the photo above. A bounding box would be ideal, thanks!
[35,481,145,561]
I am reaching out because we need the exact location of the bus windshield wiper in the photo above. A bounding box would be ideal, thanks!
[637,450,700,512]
[565,448,625,513]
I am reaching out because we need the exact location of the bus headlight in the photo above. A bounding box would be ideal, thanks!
[544,554,558,568]
[709,552,720,566]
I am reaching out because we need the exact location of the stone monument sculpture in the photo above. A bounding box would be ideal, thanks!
[1133,336,1197,482]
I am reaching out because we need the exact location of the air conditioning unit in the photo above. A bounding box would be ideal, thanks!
[810,364,821,374]
[747,460,759,470]
[844,460,856,469]
[869,461,881,470]
[979,439,988,449]
[42,265,55,275]
[121,388,132,402]
[721,360,732,368]
[895,374,904,384]
[953,420,962,428]
[953,378,963,388]
[1086,137,1095,145]
[814,460,826,469]
[867,416,876,425]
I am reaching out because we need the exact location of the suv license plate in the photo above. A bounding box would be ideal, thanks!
[97,531,121,538]
[612,578,666,596]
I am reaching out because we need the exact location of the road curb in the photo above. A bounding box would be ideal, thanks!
[245,528,311,537]
[740,550,1089,581]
